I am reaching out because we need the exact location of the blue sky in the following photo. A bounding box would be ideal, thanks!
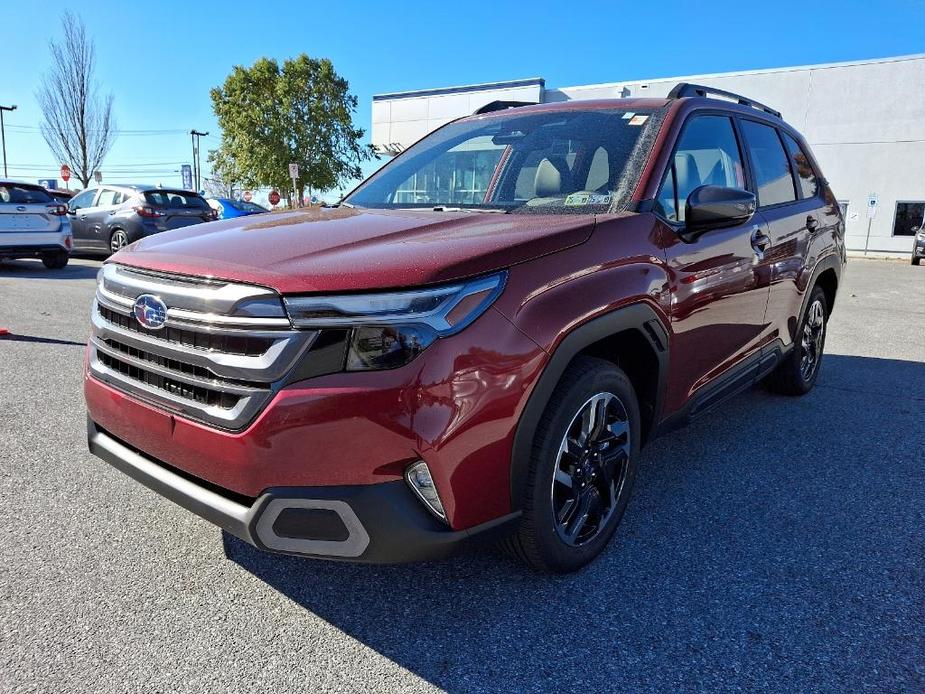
[2,0,923,200]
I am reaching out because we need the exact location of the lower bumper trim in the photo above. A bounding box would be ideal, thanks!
[87,418,519,563]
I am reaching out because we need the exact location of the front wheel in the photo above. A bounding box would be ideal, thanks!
[109,229,129,255]
[503,357,640,573]
[913,256,921,266]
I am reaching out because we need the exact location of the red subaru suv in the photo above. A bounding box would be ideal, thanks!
[85,84,845,572]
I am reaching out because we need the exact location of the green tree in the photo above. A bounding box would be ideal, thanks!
[210,55,373,203]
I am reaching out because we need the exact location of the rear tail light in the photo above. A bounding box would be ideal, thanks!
[134,205,165,218]
[46,204,68,216]
[64,235,73,250]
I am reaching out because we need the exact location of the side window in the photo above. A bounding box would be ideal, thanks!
[656,115,745,222]
[68,189,97,211]
[740,120,797,207]
[782,133,819,199]
[96,189,119,207]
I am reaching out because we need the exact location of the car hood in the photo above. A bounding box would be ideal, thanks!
[113,207,597,293]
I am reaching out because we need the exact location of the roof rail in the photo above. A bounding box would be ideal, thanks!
[473,100,536,115]
[667,83,782,119]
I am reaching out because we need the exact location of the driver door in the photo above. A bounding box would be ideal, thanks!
[67,188,100,250]
[656,114,773,415]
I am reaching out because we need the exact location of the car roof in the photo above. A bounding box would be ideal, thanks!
[458,97,672,122]
[456,94,790,128]
[0,179,50,188]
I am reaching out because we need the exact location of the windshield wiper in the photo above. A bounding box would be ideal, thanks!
[431,205,509,214]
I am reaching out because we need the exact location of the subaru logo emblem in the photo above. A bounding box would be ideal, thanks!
[133,294,168,330]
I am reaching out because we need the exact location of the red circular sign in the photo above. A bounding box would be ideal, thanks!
[60,164,71,182]
[242,190,253,203]
[268,190,281,206]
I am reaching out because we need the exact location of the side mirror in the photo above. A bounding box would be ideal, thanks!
[67,206,78,215]
[683,185,756,238]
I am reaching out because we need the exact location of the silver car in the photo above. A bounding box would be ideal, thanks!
[0,180,72,269]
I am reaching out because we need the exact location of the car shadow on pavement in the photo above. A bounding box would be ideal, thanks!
[0,259,102,280]
[223,353,925,691]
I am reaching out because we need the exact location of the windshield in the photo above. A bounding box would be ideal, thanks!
[347,108,662,214]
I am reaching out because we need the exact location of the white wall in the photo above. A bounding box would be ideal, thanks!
[371,80,543,155]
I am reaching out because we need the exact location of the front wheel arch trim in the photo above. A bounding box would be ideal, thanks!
[509,303,669,511]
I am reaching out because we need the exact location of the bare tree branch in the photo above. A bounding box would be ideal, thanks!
[36,12,116,188]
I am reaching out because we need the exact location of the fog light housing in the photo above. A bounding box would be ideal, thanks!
[405,461,447,523]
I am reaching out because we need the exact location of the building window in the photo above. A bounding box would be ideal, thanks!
[893,202,925,236]
[394,136,506,205]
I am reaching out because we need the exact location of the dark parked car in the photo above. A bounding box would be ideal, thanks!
[912,226,924,265]
[47,188,75,203]
[85,84,845,572]
[68,185,215,255]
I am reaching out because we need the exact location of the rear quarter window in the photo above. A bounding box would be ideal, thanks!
[0,184,52,204]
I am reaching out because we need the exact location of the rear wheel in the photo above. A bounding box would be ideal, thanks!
[109,229,129,254]
[503,357,640,573]
[41,251,69,270]
[913,256,921,266]
[764,285,828,396]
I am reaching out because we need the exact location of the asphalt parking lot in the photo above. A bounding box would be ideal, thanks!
[0,256,923,693]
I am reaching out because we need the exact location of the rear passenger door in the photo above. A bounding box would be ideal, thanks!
[738,119,816,354]
[657,114,773,413]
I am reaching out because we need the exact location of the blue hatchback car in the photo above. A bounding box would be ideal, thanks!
[208,198,269,220]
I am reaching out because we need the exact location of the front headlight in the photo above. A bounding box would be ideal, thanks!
[283,272,506,370]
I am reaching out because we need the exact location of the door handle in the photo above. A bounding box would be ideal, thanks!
[806,216,818,231]
[750,227,771,256]
[79,215,88,220]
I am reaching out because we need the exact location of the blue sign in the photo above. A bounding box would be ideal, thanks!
[181,164,193,190]
[38,178,58,190]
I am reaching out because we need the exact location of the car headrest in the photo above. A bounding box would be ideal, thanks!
[534,156,571,198]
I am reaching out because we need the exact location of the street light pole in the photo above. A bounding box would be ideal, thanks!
[190,129,208,192]
[0,104,17,179]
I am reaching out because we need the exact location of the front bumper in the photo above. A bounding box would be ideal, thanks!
[88,418,518,563]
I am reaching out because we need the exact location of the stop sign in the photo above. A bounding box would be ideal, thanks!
[60,164,71,182]
[242,190,252,203]
[268,190,281,206]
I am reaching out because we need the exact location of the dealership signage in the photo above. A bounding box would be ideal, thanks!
[867,193,878,219]
[181,164,193,190]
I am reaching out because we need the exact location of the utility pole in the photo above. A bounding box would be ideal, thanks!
[190,129,208,192]
[0,104,17,178]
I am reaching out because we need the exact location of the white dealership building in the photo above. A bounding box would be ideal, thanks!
[371,54,925,257]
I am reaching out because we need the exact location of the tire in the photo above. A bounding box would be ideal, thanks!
[109,229,129,255]
[913,256,921,266]
[502,356,640,573]
[764,285,828,396]
[41,251,69,270]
